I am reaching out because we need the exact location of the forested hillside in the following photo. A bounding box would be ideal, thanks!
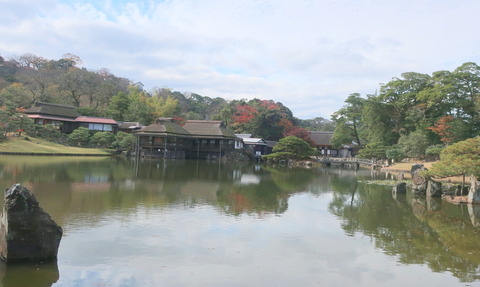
[0,53,333,141]
[2,53,478,159]
[331,62,480,160]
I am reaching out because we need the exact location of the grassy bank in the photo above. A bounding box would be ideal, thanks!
[383,161,465,184]
[0,136,113,155]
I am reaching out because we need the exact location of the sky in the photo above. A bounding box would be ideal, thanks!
[1,0,479,119]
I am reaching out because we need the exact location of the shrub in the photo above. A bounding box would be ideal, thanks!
[68,127,90,147]
[90,131,115,148]
[425,144,444,161]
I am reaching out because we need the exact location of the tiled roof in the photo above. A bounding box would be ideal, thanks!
[75,116,118,124]
[243,138,267,145]
[309,131,334,146]
[25,102,79,118]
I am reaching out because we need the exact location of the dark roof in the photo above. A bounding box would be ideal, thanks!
[25,102,79,119]
[309,131,334,146]
[118,122,144,129]
[264,140,277,148]
[183,120,236,138]
[136,118,190,136]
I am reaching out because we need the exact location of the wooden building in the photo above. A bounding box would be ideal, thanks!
[25,102,79,133]
[25,102,118,133]
[134,118,237,159]
[309,131,355,157]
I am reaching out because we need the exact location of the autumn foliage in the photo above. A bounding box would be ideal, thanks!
[427,115,455,145]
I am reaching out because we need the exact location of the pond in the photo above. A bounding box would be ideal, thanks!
[0,156,478,287]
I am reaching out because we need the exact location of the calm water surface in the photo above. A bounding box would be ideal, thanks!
[0,156,478,287]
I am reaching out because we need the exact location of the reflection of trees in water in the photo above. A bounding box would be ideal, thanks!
[0,260,59,287]
[328,180,480,282]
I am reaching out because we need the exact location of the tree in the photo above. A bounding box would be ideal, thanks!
[124,86,154,125]
[263,136,317,161]
[428,137,480,198]
[356,142,388,159]
[283,126,315,147]
[106,92,130,121]
[331,93,365,148]
[112,131,136,151]
[297,117,335,131]
[427,115,455,145]
[428,136,480,180]
[68,127,90,146]
[386,147,405,163]
[90,131,115,148]
[397,130,430,159]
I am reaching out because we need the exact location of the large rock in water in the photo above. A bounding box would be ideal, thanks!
[0,184,62,262]
[468,176,480,204]
[411,164,428,195]
[426,180,442,197]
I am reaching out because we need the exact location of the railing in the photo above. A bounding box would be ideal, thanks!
[319,157,375,166]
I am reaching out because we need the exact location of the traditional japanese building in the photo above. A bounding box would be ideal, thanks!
[134,118,238,159]
[25,102,118,133]
[25,102,79,133]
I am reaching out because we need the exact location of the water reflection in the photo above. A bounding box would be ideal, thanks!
[0,260,59,287]
[329,179,480,282]
[0,156,478,285]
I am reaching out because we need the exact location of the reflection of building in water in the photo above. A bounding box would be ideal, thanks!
[71,182,111,192]
[84,174,109,183]
[237,174,261,185]
[179,181,220,202]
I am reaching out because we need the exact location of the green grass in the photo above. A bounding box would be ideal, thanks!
[0,136,112,155]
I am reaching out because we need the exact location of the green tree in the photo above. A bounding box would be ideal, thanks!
[263,136,317,161]
[428,136,480,198]
[331,93,365,148]
[90,131,115,148]
[397,130,431,159]
[125,86,154,125]
[112,131,136,151]
[68,127,90,146]
[428,136,480,180]
[106,91,130,121]
[356,142,388,159]
[386,147,405,163]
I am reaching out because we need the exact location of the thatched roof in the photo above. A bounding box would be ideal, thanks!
[309,131,334,146]
[25,102,79,119]
[183,120,236,138]
[135,118,190,136]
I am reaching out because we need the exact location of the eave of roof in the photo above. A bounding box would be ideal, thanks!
[75,116,118,124]
[27,115,77,122]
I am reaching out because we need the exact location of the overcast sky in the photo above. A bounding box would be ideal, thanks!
[1,0,479,119]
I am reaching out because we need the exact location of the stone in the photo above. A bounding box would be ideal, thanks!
[392,182,407,195]
[410,164,425,177]
[411,164,428,195]
[467,176,480,204]
[0,184,62,262]
[426,180,442,197]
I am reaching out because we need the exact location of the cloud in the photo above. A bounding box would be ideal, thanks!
[1,0,480,119]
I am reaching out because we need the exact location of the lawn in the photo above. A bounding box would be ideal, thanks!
[384,161,465,184]
[0,136,112,155]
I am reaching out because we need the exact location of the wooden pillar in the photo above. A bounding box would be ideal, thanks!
[197,139,200,159]
[164,136,167,158]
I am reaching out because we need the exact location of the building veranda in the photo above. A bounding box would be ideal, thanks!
[134,118,239,160]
